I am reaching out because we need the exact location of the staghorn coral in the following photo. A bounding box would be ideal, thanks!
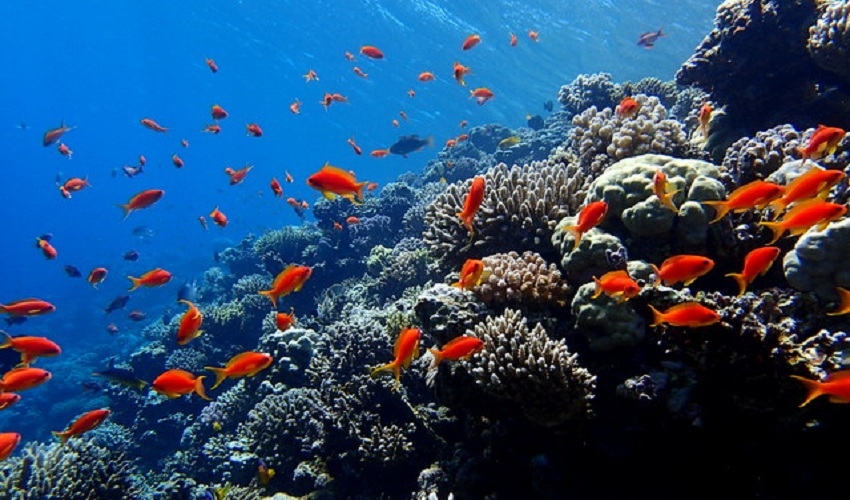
[466,309,596,426]
[557,72,623,115]
[423,153,588,265]
[473,251,571,310]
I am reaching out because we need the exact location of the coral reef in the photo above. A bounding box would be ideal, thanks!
[783,217,850,301]
[557,72,623,115]
[474,251,571,310]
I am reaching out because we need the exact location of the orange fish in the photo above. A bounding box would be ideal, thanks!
[371,327,421,390]
[418,71,435,82]
[202,124,222,134]
[87,267,108,289]
[58,186,71,199]
[651,255,715,287]
[205,351,274,390]
[697,103,713,139]
[289,99,301,114]
[246,123,263,137]
[528,30,539,41]
[352,66,368,79]
[64,176,90,192]
[370,148,390,158]
[127,268,172,291]
[445,138,457,148]
[452,259,488,291]
[0,367,52,392]
[459,120,468,129]
[0,393,21,411]
[211,104,228,120]
[258,265,312,308]
[57,142,73,158]
[826,287,850,316]
[724,246,781,296]
[462,34,481,50]
[140,118,168,133]
[345,216,360,225]
[648,302,721,328]
[118,189,164,219]
[320,93,334,110]
[205,58,218,73]
[210,207,228,227]
[307,163,367,204]
[791,370,850,406]
[456,134,469,142]
[592,270,641,301]
[652,170,679,211]
[366,182,379,191]
[470,87,495,105]
[152,369,211,401]
[509,32,518,46]
[331,93,348,103]
[615,96,640,118]
[275,308,296,332]
[759,199,847,244]
[344,51,355,61]
[0,298,55,317]
[428,335,484,369]
[769,167,846,216]
[0,332,61,365]
[171,153,184,168]
[456,176,485,236]
[270,177,283,197]
[198,216,208,230]
[176,299,203,345]
[347,138,363,155]
[559,201,608,250]
[52,408,110,444]
[35,236,57,260]
[43,121,75,146]
[701,180,785,223]
[798,125,845,166]
[407,89,416,98]
[360,45,384,59]
[303,69,318,82]
[332,221,343,231]
[0,433,21,461]
[453,61,471,86]
[225,164,253,185]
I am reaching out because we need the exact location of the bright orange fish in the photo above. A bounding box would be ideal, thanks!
[63,176,90,192]
[453,61,471,86]
[366,182,379,191]
[345,216,360,225]
[360,45,384,59]
[246,123,263,137]
[370,148,390,158]
[509,32,518,46]
[270,177,283,197]
[452,259,488,291]
[225,165,253,185]
[651,255,715,287]
[445,138,457,148]
[0,367,52,392]
[418,71,435,82]
[347,138,363,155]
[462,34,481,50]
[758,200,847,244]
[0,298,56,317]
[615,96,639,118]
[459,120,468,129]
[371,327,421,390]
[320,93,334,110]
[127,268,172,291]
[456,176,485,236]
[798,125,845,166]
[140,118,168,133]
[791,370,850,406]
[57,142,73,158]
[172,153,184,168]
[0,433,20,461]
[303,69,318,82]
[52,408,110,444]
[457,134,469,142]
[87,267,108,289]
[332,221,343,231]
[648,302,721,328]
[701,180,785,223]
[205,351,274,390]
[289,99,301,114]
[275,308,296,332]
[592,270,641,302]
[653,170,679,211]
[118,189,164,219]
[202,124,222,134]
[560,201,608,250]
[428,335,484,369]
[211,104,228,120]
[769,167,846,216]
[152,369,211,401]
[725,246,781,296]
[528,30,539,41]
[35,236,57,260]
[210,207,228,227]
[176,299,203,345]
[307,163,367,204]
[258,265,312,308]
[352,66,368,79]
[470,87,495,105]
[697,103,713,139]
[205,58,218,73]
[0,332,61,365]
[827,287,850,316]
[0,393,21,411]
[43,121,75,146]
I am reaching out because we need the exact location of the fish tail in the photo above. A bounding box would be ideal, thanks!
[648,304,665,327]
[591,277,603,299]
[0,332,11,349]
[827,287,850,316]
[456,211,474,235]
[650,264,662,287]
[428,348,444,370]
[355,181,367,204]
[757,221,786,245]
[117,204,132,220]
[194,376,212,401]
[51,430,70,445]
[204,366,228,390]
[257,290,278,309]
[370,361,401,388]
[700,200,729,223]
[127,276,141,292]
[659,190,679,212]
[559,225,581,250]
[768,198,787,219]
[725,272,749,297]
[790,375,823,407]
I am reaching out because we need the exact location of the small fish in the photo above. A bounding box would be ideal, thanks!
[428,336,484,369]
[172,153,184,168]
[211,104,228,120]
[122,164,144,177]
[827,287,850,316]
[289,99,301,114]
[123,250,140,261]
[205,351,274,389]
[202,124,221,134]
[453,61,471,86]
[637,27,666,49]
[592,270,641,302]
[651,255,715,287]
[0,393,21,411]
[509,32,518,46]
[35,235,58,260]
[181,139,189,148]
[210,207,228,227]
[559,201,608,250]
[105,323,119,334]
[347,138,363,155]
[648,302,720,328]
[791,370,850,406]
[528,30,539,42]
[0,332,62,365]
[389,134,433,158]
[104,295,130,314]
[407,89,416,98]
[526,115,544,130]
[701,180,785,223]
[0,433,21,461]
[118,189,165,219]
[366,182,379,191]
[769,166,845,216]
[462,34,481,50]
[176,299,203,345]
[246,123,263,137]
[615,96,640,118]
[88,267,108,289]
[258,265,312,309]
[452,259,488,291]
[344,51,355,60]
[0,366,52,392]
[225,165,253,185]
[307,163,367,204]
[0,299,56,317]
[370,148,390,158]
[82,381,103,392]
[469,87,495,105]
[138,155,146,166]
[359,45,384,59]
[725,246,781,296]
[127,268,172,291]
[64,265,82,278]
[199,216,208,230]
[798,125,845,166]
[456,176,486,236]
[371,327,421,390]
[498,136,521,150]
[52,408,110,444]
[758,199,847,244]
[652,170,679,212]
[205,58,218,73]
[152,369,211,401]
[345,216,360,225]
[352,66,368,78]
[418,71,436,82]
[92,357,146,390]
[258,459,276,486]
[303,69,318,82]
[275,308,296,332]
[140,118,168,133]
[696,103,713,140]
[285,171,294,183]
[128,310,146,321]
[43,121,75,147]
[57,142,73,158]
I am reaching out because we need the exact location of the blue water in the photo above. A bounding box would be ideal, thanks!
[0,0,716,444]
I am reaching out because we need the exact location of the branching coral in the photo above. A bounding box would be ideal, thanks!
[474,251,571,310]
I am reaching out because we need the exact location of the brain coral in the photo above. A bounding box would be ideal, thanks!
[466,308,596,426]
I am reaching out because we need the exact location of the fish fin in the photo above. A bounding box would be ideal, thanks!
[195,375,212,401]
[647,304,664,327]
[117,204,132,220]
[355,181,367,204]
[658,190,679,212]
[757,221,785,245]
[650,264,662,287]
[127,276,141,292]
[204,366,228,390]
[591,277,603,299]
[51,430,70,445]
[790,375,823,407]
[699,200,728,223]
[257,290,278,309]
[428,348,443,370]
[725,273,749,297]
[0,332,11,349]
[827,287,850,316]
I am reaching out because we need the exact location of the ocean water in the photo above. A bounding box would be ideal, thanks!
[0,0,721,494]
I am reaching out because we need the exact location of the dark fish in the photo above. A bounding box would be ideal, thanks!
[105,294,130,314]
[123,250,140,261]
[177,280,198,303]
[389,135,433,158]
[637,28,665,49]
[122,165,144,178]
[543,100,554,112]
[132,226,155,239]
[4,317,27,327]
[92,357,147,391]
[526,115,545,131]
[128,310,146,321]
[64,265,83,278]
